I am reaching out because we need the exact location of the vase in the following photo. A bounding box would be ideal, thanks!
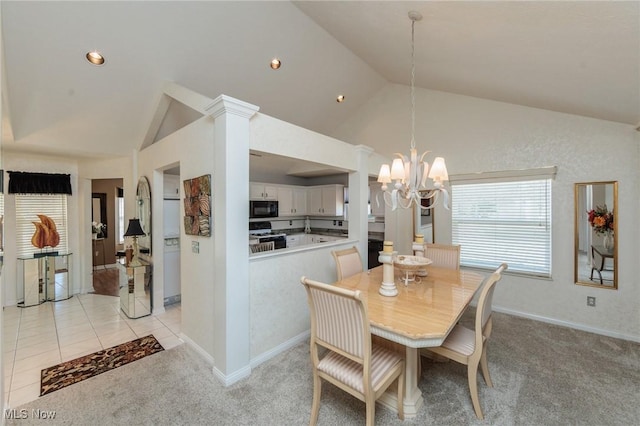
[603,232,614,250]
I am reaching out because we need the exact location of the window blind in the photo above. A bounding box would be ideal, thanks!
[451,179,552,277]
[16,194,68,257]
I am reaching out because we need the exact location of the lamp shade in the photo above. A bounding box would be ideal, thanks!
[390,158,405,180]
[428,157,449,181]
[377,164,391,184]
[124,218,145,237]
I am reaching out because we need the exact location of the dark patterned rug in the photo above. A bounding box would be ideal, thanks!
[40,335,164,396]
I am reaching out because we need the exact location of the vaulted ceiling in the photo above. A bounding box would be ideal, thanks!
[2,1,638,159]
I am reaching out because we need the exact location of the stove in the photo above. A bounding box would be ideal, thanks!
[249,222,287,249]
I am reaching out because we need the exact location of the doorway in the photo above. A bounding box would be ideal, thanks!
[91,178,124,296]
[163,168,181,306]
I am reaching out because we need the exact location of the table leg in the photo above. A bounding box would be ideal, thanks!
[378,347,424,419]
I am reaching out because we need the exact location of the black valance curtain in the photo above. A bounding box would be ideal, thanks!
[8,171,72,195]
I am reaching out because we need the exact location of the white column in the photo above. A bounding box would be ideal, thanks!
[349,145,374,267]
[206,95,259,384]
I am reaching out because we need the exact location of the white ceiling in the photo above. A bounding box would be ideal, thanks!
[2,1,638,160]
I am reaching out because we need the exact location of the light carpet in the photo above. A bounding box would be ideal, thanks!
[8,311,639,425]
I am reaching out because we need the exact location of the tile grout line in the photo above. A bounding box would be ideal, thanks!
[5,307,22,406]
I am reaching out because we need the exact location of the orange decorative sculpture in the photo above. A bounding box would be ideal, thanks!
[31,214,60,249]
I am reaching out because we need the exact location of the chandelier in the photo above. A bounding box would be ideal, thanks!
[377,11,449,211]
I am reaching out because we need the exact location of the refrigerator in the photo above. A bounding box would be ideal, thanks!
[163,199,181,305]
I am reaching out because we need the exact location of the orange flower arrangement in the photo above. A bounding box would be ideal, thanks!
[587,205,614,236]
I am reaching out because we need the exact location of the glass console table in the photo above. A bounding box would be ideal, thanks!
[118,260,152,319]
[17,252,73,307]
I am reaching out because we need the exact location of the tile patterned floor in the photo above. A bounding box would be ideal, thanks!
[3,294,182,408]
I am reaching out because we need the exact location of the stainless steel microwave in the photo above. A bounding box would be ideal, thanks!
[250,200,278,218]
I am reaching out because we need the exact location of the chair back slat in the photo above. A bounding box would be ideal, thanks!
[332,246,364,281]
[424,243,460,270]
[309,287,366,358]
[250,241,274,253]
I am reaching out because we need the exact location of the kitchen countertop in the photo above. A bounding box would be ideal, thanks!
[276,228,348,238]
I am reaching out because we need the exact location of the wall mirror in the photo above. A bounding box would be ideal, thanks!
[136,176,152,255]
[91,192,107,238]
[574,181,617,289]
[413,190,435,243]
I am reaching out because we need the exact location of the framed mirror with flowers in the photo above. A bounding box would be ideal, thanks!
[574,181,618,289]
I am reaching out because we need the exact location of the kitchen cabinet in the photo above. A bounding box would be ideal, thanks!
[306,234,347,244]
[286,234,304,248]
[250,183,278,200]
[369,183,385,217]
[163,174,180,199]
[307,185,344,216]
[278,187,307,216]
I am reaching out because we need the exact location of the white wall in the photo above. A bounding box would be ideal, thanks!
[249,241,353,362]
[137,115,215,355]
[333,83,640,341]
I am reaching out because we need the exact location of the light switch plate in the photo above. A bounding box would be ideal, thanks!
[192,241,199,253]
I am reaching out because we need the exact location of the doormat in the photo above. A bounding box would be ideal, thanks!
[40,335,164,396]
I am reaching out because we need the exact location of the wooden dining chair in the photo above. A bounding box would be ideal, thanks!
[421,263,507,420]
[250,241,274,253]
[331,246,364,280]
[300,277,405,426]
[424,243,461,270]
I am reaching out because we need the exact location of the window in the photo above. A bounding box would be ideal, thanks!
[16,194,68,256]
[451,168,554,278]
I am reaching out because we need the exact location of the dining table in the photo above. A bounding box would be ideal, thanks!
[332,264,486,418]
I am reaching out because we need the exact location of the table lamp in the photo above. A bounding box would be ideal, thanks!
[124,218,146,266]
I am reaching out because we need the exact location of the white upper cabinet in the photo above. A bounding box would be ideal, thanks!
[293,187,307,216]
[250,183,278,200]
[278,187,307,216]
[307,185,344,216]
[163,174,180,199]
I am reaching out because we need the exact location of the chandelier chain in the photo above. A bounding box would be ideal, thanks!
[410,17,416,149]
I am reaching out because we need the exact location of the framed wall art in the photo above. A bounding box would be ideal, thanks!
[183,174,211,236]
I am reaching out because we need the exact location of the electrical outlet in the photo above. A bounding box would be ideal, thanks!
[587,296,596,307]
[338,221,343,226]
[333,220,337,225]
[192,241,199,254]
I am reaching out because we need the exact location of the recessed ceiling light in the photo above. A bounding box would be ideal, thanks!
[336,95,345,103]
[270,58,281,70]
[86,51,105,66]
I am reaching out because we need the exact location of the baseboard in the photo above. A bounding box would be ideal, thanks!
[179,333,215,366]
[179,331,310,387]
[492,305,640,343]
[212,364,251,387]
[250,330,310,369]
[179,334,251,386]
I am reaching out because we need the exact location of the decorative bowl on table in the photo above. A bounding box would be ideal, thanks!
[393,255,433,285]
